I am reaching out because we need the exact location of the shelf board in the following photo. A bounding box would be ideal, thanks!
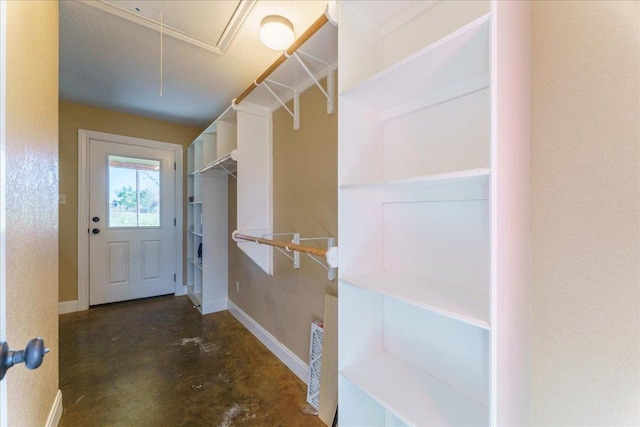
[188,201,203,205]
[188,257,202,270]
[199,149,237,176]
[340,14,490,115]
[341,271,489,329]
[187,258,202,270]
[341,351,488,427]
[188,230,203,237]
[242,22,337,110]
[200,104,237,134]
[339,168,490,192]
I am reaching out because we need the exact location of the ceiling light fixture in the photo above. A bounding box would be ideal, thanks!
[259,15,295,51]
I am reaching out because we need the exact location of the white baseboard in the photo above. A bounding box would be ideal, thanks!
[58,300,78,315]
[45,389,62,427]
[227,300,309,384]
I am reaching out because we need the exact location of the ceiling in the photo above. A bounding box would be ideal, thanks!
[59,0,329,128]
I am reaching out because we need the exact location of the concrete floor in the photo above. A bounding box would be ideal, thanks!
[59,295,325,426]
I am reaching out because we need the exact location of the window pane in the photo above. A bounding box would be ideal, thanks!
[108,156,160,227]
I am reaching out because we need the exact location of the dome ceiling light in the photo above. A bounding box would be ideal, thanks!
[259,15,295,51]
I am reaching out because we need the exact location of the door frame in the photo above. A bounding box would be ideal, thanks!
[78,129,184,311]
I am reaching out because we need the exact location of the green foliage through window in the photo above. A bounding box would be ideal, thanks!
[108,156,161,227]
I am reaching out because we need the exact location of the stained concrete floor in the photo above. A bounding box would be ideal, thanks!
[59,295,325,426]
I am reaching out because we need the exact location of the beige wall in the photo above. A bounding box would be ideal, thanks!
[5,1,59,424]
[59,101,202,302]
[531,1,639,425]
[228,80,337,361]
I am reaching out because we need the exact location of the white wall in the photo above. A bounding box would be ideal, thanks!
[532,1,639,425]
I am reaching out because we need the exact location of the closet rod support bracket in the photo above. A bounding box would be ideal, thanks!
[262,79,299,130]
[291,51,333,115]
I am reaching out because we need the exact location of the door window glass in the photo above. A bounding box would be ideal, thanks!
[108,155,160,227]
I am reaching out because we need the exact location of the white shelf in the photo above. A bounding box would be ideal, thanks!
[187,257,202,269]
[240,21,337,111]
[188,230,202,237]
[199,149,237,176]
[339,168,490,193]
[341,14,490,116]
[188,201,202,205]
[341,271,490,329]
[200,104,237,134]
[341,351,488,427]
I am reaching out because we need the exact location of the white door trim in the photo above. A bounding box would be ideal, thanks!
[78,129,183,311]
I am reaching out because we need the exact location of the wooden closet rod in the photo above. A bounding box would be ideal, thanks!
[234,233,328,258]
[233,13,329,106]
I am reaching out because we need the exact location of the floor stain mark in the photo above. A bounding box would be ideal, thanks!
[218,403,247,427]
[218,371,231,383]
[176,337,219,354]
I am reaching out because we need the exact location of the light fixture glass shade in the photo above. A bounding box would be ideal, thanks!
[260,15,294,51]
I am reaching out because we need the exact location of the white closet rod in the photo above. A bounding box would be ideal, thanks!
[198,149,238,176]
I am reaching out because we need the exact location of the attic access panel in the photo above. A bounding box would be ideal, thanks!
[91,0,256,54]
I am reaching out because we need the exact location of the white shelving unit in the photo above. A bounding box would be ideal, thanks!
[338,1,530,426]
[186,107,236,314]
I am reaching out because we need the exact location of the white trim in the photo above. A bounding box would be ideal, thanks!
[77,133,89,311]
[77,129,183,311]
[173,148,184,293]
[58,301,78,315]
[45,390,63,427]
[81,0,256,55]
[227,300,309,384]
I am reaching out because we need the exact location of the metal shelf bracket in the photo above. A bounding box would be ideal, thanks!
[289,50,334,115]
[298,236,337,281]
[264,232,301,269]
[260,79,299,130]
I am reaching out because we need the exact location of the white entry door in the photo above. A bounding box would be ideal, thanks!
[89,139,176,305]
